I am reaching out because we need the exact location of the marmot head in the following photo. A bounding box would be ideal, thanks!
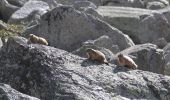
[86,48,95,53]
[29,34,35,38]
[118,53,123,58]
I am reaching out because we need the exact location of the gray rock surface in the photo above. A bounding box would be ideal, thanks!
[0,83,40,100]
[118,43,165,74]
[0,36,170,100]
[23,5,134,52]
[101,0,145,8]
[36,0,58,9]
[57,0,145,8]
[97,6,170,44]
[152,37,168,49]
[73,1,97,11]
[7,0,29,7]
[0,0,19,22]
[8,0,50,25]
[163,43,170,75]
[79,35,120,54]
[159,7,170,42]
[146,1,166,10]
[143,0,169,6]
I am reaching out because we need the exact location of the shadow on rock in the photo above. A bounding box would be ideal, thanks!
[81,59,107,67]
[113,66,131,73]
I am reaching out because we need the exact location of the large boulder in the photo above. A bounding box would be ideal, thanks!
[23,5,134,52]
[118,43,165,74]
[159,7,170,42]
[73,35,120,55]
[0,36,170,100]
[8,0,50,25]
[0,83,40,100]
[97,6,170,44]
[0,0,19,22]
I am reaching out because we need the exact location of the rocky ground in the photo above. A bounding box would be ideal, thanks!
[0,0,170,100]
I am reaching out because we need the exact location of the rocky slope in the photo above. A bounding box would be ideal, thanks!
[0,36,169,100]
[1,0,170,100]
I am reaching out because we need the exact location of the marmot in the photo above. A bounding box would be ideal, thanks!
[117,53,138,69]
[28,34,48,45]
[86,48,109,65]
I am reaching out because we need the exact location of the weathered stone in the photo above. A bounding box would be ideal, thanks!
[163,43,170,75]
[8,0,50,25]
[35,0,58,9]
[7,0,28,7]
[0,0,19,22]
[73,1,97,11]
[143,0,169,6]
[23,5,134,52]
[0,83,40,100]
[84,35,120,54]
[152,37,168,49]
[146,1,166,10]
[57,0,145,8]
[102,0,145,8]
[0,36,170,100]
[159,7,170,42]
[97,6,170,44]
[118,43,165,74]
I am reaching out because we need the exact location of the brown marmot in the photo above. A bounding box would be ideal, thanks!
[28,34,48,45]
[117,53,138,69]
[86,48,109,65]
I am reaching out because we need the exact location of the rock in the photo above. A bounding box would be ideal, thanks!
[138,12,170,43]
[0,36,170,100]
[8,0,50,25]
[142,0,169,6]
[36,0,58,9]
[0,0,19,22]
[84,7,101,18]
[23,5,134,52]
[57,0,145,8]
[152,37,168,49]
[102,0,145,8]
[84,35,120,54]
[146,1,166,10]
[7,0,29,7]
[97,6,170,44]
[0,83,40,100]
[73,1,97,11]
[163,43,170,75]
[118,43,165,74]
[159,7,170,42]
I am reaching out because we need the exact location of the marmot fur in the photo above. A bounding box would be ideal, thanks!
[28,34,48,45]
[86,48,109,65]
[117,53,138,69]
